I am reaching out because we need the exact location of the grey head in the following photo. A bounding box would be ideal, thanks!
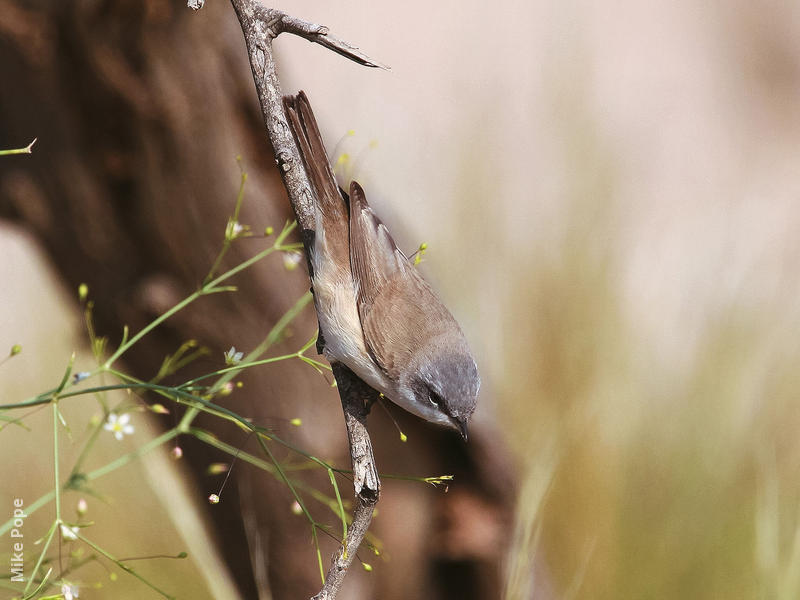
[401,345,481,441]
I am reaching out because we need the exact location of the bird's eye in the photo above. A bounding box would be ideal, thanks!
[428,390,442,408]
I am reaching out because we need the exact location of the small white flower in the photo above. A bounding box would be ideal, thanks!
[224,346,244,365]
[226,220,249,240]
[103,413,134,441]
[62,582,80,600]
[282,251,302,271]
[61,524,79,541]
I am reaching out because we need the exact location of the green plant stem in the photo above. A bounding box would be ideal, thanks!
[329,469,348,549]
[17,567,52,597]
[253,432,327,583]
[23,521,57,595]
[52,406,60,506]
[178,351,305,389]
[52,403,62,581]
[205,169,248,283]
[78,534,175,599]
[312,526,325,584]
[255,434,315,523]
[205,220,297,290]
[69,419,104,479]
[189,427,275,473]
[208,289,313,395]
[0,138,36,155]
[3,383,264,440]
[177,289,312,431]
[103,221,297,370]
[188,427,347,521]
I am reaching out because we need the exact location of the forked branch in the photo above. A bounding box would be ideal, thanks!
[221,1,386,597]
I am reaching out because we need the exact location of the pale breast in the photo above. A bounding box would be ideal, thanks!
[312,251,394,397]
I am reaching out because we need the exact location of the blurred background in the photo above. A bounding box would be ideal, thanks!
[2,0,800,598]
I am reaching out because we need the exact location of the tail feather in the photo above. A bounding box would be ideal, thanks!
[283,91,347,223]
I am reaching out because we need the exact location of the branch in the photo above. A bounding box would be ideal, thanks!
[312,363,380,600]
[223,1,384,597]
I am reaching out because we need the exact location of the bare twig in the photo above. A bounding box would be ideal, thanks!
[223,1,384,597]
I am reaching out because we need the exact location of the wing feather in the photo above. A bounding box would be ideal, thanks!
[361,268,460,378]
[348,184,460,378]
[348,181,406,314]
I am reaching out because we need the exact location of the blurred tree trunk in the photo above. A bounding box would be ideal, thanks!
[0,1,513,598]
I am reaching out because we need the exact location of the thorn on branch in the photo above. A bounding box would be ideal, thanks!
[237,1,389,70]
[277,14,390,70]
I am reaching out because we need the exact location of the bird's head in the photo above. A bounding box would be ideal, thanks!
[401,350,480,441]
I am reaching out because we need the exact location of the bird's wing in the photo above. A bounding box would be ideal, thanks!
[348,181,407,310]
[361,271,457,378]
[349,182,456,377]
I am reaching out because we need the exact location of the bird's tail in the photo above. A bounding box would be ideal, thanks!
[283,91,348,223]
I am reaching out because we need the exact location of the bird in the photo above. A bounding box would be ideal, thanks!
[283,91,479,440]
